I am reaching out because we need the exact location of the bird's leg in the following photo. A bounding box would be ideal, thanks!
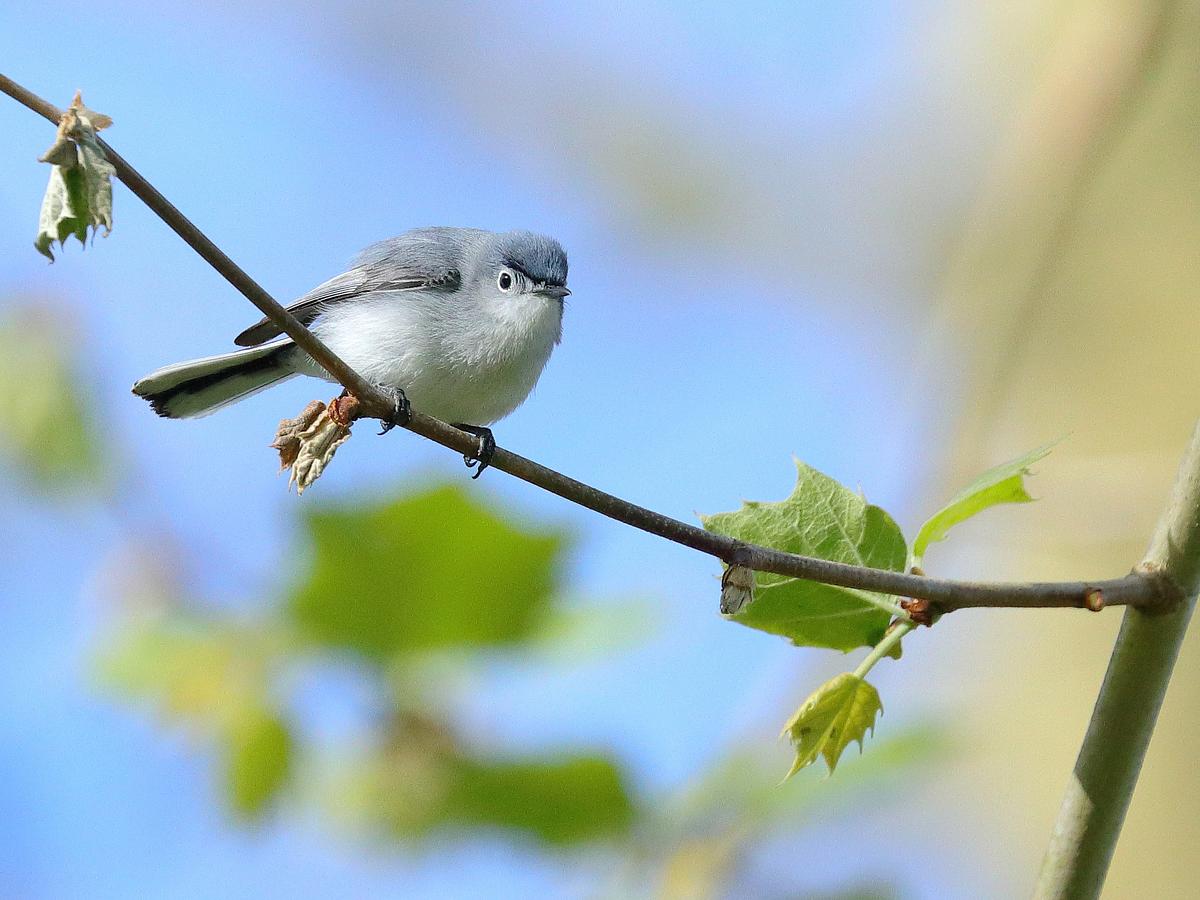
[451,424,496,479]
[376,385,412,435]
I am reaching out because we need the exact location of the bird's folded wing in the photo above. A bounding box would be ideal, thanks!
[233,265,459,347]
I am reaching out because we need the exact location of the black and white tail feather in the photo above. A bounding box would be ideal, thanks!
[132,341,296,419]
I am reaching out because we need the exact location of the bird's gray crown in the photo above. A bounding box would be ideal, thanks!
[489,230,568,286]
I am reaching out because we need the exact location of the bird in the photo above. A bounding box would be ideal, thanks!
[132,227,570,475]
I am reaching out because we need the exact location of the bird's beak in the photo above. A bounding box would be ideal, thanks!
[537,285,571,300]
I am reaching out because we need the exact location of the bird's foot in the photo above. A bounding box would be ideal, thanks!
[452,424,496,479]
[377,386,412,435]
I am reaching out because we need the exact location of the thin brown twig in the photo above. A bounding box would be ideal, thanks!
[0,72,1180,616]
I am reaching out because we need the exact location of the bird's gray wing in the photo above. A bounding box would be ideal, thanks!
[233,231,472,347]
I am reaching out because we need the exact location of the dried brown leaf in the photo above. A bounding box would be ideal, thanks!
[272,399,353,495]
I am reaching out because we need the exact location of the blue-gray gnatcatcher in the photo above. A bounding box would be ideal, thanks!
[133,227,570,473]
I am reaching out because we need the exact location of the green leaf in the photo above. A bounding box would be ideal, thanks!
[289,485,568,662]
[442,755,635,844]
[98,607,294,819]
[0,307,107,493]
[35,94,114,261]
[911,442,1056,568]
[781,672,882,777]
[701,461,907,651]
[97,619,236,722]
[356,714,636,846]
[224,705,294,818]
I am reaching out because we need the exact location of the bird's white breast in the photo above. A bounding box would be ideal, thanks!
[307,290,562,425]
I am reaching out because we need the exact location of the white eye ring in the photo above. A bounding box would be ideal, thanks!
[497,270,515,292]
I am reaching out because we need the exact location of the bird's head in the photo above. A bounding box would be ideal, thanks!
[483,231,570,301]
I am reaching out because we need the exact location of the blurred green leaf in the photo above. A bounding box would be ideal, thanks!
[359,712,635,845]
[801,887,900,900]
[622,724,949,899]
[782,673,882,777]
[224,705,294,818]
[531,597,657,662]
[97,619,239,724]
[668,723,950,835]
[289,485,567,662]
[98,610,295,819]
[658,829,741,900]
[443,754,634,844]
[0,307,106,492]
[701,461,905,651]
[96,610,272,724]
[911,442,1056,568]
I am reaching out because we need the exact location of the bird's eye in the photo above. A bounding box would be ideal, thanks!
[497,271,514,292]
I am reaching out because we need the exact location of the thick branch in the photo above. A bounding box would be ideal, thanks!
[1036,422,1200,899]
[0,73,1176,616]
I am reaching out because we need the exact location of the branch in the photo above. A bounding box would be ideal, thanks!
[0,73,1178,616]
[1035,421,1200,899]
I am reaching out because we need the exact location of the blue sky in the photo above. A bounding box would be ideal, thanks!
[0,2,988,896]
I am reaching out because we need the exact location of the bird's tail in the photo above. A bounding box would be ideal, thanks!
[132,341,296,419]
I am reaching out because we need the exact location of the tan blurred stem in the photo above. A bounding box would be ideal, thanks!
[1036,422,1200,899]
[923,0,1178,480]
[0,73,1180,615]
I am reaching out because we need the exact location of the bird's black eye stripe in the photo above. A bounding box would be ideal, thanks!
[500,263,566,291]
[509,263,530,279]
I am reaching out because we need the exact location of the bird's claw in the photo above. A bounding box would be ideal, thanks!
[377,386,412,435]
[452,424,496,479]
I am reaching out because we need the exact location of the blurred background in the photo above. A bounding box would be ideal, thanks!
[1,1,1198,896]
